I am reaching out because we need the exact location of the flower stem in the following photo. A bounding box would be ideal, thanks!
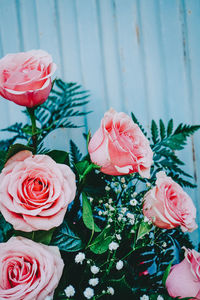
[27,107,37,154]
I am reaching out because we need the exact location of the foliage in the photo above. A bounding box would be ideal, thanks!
[0,79,90,150]
[0,80,199,299]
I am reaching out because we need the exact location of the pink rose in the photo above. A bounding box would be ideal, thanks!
[143,171,197,232]
[0,50,56,107]
[0,236,64,300]
[88,108,153,178]
[0,151,76,232]
[166,248,200,299]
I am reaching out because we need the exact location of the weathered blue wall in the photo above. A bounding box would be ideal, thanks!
[0,0,200,244]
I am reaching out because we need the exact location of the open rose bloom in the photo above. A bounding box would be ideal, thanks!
[0,50,56,107]
[0,151,76,231]
[143,171,197,232]
[88,108,153,178]
[0,236,64,300]
[166,248,200,299]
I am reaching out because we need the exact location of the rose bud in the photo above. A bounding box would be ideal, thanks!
[88,108,153,178]
[166,248,200,299]
[0,49,56,107]
[143,171,197,232]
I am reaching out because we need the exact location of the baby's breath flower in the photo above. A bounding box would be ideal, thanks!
[109,242,119,251]
[64,285,75,297]
[144,216,150,223]
[120,177,125,183]
[121,207,127,214]
[107,287,114,295]
[116,260,124,270]
[83,287,94,299]
[90,265,99,274]
[140,295,149,300]
[108,218,113,223]
[109,205,115,212]
[75,252,85,264]
[157,296,164,300]
[116,234,121,240]
[130,199,137,206]
[98,211,102,216]
[108,198,113,204]
[133,192,137,197]
[146,182,151,187]
[105,186,110,191]
[89,278,99,286]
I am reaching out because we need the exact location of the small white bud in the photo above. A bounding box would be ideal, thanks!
[107,287,114,295]
[98,211,103,216]
[140,295,149,300]
[130,199,137,206]
[64,285,75,297]
[116,234,121,240]
[108,198,113,204]
[116,260,124,270]
[109,242,119,251]
[83,287,94,299]
[105,186,110,191]
[146,182,151,187]
[75,252,85,264]
[90,265,100,274]
[120,177,125,183]
[89,278,99,286]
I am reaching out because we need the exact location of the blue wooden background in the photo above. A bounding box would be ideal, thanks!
[0,0,200,245]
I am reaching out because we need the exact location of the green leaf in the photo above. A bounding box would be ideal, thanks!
[162,260,174,286]
[159,119,166,140]
[174,123,200,136]
[46,150,70,165]
[137,221,153,240]
[131,112,148,136]
[75,160,90,176]
[90,225,112,254]
[0,213,13,242]
[82,193,101,232]
[0,151,7,171]
[70,140,82,164]
[167,119,173,136]
[86,130,91,148]
[51,221,83,252]
[6,143,33,162]
[151,120,159,144]
[162,133,186,150]
[14,229,55,245]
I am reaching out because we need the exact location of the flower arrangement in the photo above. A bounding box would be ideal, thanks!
[0,50,200,300]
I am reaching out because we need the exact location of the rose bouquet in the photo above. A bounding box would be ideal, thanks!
[0,50,200,300]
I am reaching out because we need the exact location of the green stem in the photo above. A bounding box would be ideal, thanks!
[27,107,37,153]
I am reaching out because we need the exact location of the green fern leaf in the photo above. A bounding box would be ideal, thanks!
[131,112,147,136]
[151,120,159,144]
[167,119,173,136]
